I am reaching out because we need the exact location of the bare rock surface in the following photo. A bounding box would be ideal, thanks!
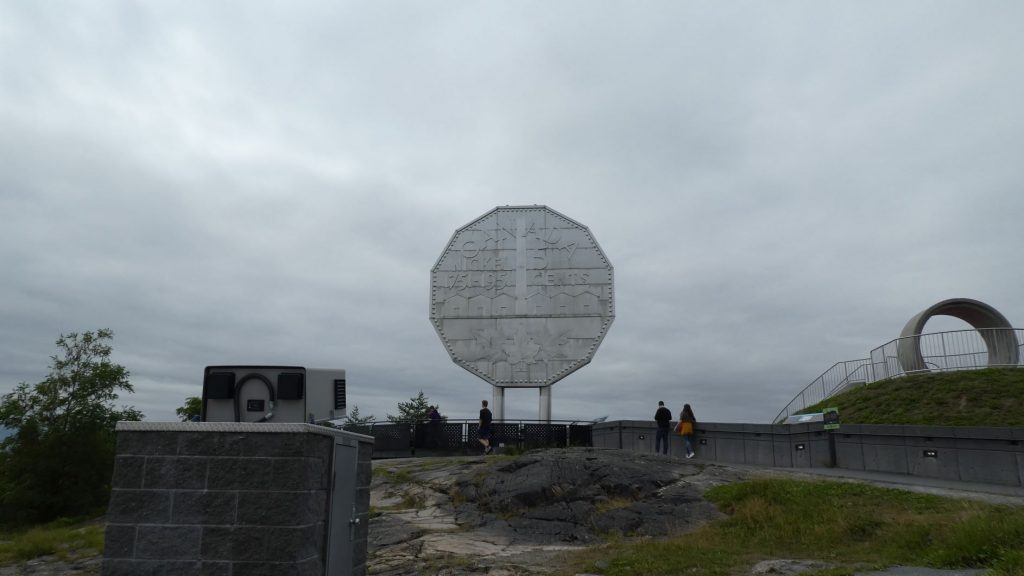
[369,450,1008,576]
[0,555,99,576]
[369,448,746,575]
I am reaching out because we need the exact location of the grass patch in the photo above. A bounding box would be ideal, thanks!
[799,368,1024,426]
[447,485,466,506]
[373,491,429,512]
[399,493,427,510]
[595,497,636,514]
[559,478,1024,576]
[374,467,415,484]
[0,518,104,564]
[406,457,474,472]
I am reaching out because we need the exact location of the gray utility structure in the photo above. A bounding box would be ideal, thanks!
[897,298,1020,373]
[431,205,615,421]
[201,365,347,424]
[101,422,373,576]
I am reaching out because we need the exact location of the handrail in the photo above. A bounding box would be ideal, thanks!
[772,358,871,423]
[773,327,1023,423]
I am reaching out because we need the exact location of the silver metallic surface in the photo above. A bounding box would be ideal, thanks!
[431,205,615,388]
[539,386,551,421]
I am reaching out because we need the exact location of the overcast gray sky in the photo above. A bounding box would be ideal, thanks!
[2,2,1022,424]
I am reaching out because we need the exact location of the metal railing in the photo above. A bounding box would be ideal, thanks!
[870,328,1024,381]
[340,419,594,456]
[773,327,1024,423]
[772,359,872,424]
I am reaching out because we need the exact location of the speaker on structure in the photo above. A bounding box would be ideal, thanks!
[277,372,305,400]
[204,372,236,400]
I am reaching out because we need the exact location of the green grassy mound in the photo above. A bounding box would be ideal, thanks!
[799,368,1024,426]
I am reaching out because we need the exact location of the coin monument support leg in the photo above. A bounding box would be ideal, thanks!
[539,387,551,423]
[492,387,505,422]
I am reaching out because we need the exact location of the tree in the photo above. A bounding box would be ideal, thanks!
[387,391,435,423]
[340,405,375,430]
[176,396,202,422]
[0,329,142,524]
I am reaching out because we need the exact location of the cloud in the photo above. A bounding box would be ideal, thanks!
[2,2,1022,425]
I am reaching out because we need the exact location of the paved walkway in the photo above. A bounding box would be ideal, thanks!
[761,465,1024,506]
[855,568,985,576]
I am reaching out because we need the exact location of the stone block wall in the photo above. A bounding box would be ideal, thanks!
[101,422,372,576]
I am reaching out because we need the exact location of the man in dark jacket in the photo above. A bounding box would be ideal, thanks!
[479,400,493,455]
[654,400,672,455]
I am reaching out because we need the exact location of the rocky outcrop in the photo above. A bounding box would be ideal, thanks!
[369,448,748,575]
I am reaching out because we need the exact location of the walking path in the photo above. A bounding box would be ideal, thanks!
[758,464,1024,506]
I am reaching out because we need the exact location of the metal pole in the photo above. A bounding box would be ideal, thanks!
[539,387,551,422]
[492,387,505,421]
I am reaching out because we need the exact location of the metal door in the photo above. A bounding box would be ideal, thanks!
[326,442,356,575]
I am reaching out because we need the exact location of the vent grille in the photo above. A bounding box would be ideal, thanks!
[334,379,346,410]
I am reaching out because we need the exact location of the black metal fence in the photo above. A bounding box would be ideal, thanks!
[343,419,593,458]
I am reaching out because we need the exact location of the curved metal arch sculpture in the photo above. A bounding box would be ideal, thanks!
[897,298,1020,373]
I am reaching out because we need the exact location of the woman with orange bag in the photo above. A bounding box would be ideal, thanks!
[678,403,697,458]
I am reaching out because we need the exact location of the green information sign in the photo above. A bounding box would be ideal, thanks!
[823,407,840,431]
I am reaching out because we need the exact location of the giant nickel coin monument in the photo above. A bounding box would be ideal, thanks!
[430,205,615,421]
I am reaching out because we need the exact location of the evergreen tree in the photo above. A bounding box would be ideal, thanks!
[340,405,375,430]
[386,391,435,423]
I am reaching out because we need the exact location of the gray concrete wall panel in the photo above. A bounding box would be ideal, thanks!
[861,442,909,474]
[957,450,1021,486]
[903,426,958,439]
[787,432,821,468]
[955,427,1015,440]
[715,438,747,464]
[907,446,960,480]
[591,424,620,449]
[903,432,960,479]
[835,435,864,470]
[858,429,910,474]
[743,435,776,467]
[773,436,794,468]
[607,421,656,453]
[670,432,690,458]
[593,420,1023,488]
[809,436,831,468]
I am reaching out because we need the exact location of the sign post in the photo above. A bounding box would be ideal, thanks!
[823,406,840,467]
